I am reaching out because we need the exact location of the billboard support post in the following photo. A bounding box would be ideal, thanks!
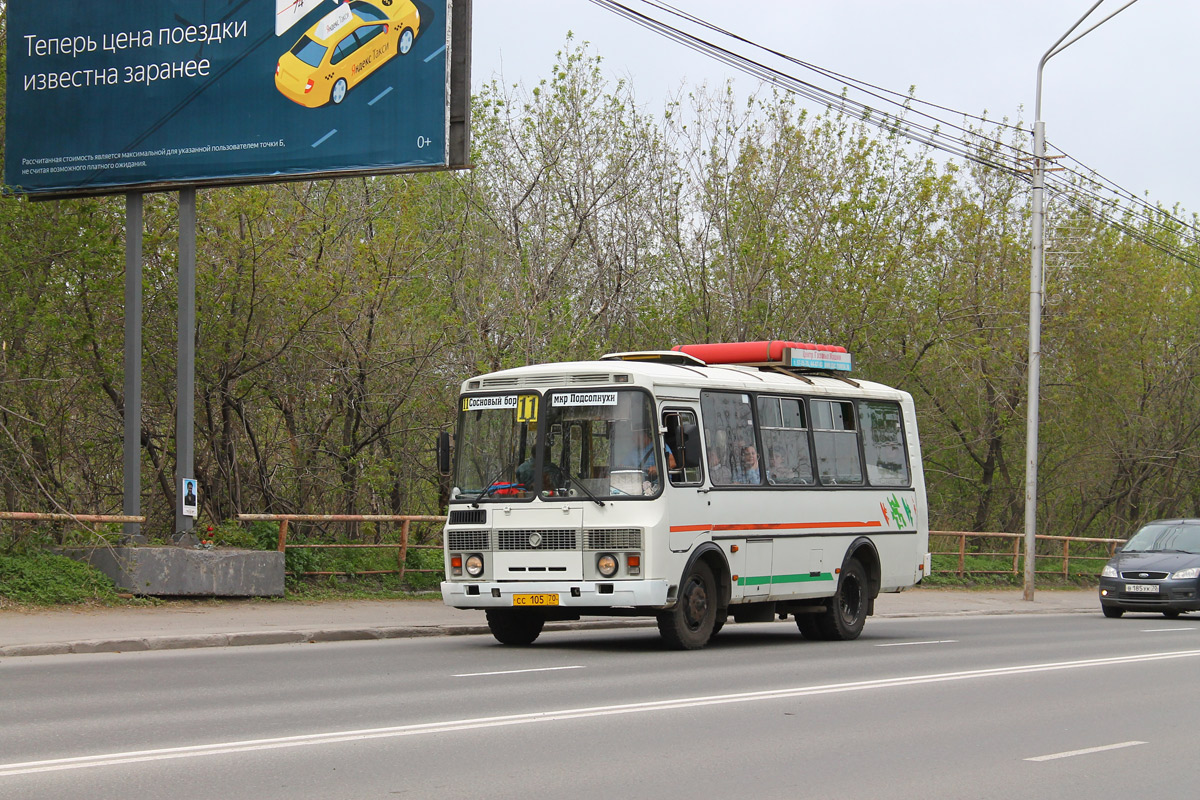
[123,193,143,539]
[175,189,196,538]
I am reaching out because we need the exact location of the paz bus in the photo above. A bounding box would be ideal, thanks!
[438,341,930,649]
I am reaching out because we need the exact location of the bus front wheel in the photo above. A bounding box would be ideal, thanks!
[815,558,868,640]
[486,609,545,645]
[657,561,718,650]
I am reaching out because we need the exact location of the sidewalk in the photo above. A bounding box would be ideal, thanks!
[0,588,1100,658]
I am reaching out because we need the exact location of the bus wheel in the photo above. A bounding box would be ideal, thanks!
[486,609,545,645]
[815,558,868,641]
[711,609,728,638]
[657,561,717,650]
[795,612,822,640]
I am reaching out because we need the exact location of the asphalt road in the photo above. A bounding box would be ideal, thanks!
[2,612,1196,799]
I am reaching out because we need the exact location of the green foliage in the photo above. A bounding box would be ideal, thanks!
[0,551,121,605]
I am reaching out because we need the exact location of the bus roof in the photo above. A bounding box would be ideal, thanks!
[459,357,908,402]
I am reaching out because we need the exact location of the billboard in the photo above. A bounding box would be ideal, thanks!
[5,0,462,197]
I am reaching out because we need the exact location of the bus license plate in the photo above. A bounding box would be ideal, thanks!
[513,593,559,607]
[1125,583,1159,593]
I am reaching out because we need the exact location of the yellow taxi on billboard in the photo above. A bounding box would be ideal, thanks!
[275,0,420,107]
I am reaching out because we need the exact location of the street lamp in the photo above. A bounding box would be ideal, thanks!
[1024,0,1139,601]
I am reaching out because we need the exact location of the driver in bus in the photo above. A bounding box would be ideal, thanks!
[615,427,675,491]
[515,457,564,497]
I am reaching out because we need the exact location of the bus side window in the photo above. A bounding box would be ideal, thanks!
[758,396,814,485]
[700,391,756,485]
[811,399,863,485]
[859,400,909,485]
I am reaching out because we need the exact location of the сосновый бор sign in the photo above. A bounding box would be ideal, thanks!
[4,0,451,196]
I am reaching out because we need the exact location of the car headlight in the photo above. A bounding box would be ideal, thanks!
[1101,565,1118,578]
[465,554,484,578]
[1171,566,1200,580]
[597,553,619,578]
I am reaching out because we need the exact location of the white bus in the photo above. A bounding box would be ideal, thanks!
[439,341,930,649]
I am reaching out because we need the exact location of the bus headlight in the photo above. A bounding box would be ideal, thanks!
[465,554,485,578]
[597,553,619,578]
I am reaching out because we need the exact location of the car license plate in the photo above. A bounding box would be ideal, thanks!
[513,593,559,607]
[1125,583,1160,593]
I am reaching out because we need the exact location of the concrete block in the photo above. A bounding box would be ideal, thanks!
[59,546,284,597]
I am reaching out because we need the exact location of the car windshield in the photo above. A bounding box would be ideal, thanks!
[450,389,661,502]
[290,35,328,67]
[452,394,540,501]
[1121,522,1200,554]
[543,390,661,499]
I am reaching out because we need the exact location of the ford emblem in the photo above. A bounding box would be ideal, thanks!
[1138,572,1149,578]
[529,532,543,548]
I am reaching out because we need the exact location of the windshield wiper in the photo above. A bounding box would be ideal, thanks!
[471,460,517,508]
[565,468,605,508]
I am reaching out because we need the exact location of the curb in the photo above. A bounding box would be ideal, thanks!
[0,608,1100,659]
[0,618,655,659]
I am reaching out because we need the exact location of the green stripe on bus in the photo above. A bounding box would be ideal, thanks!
[737,572,834,586]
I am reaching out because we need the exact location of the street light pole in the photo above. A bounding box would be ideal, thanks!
[1024,0,1139,601]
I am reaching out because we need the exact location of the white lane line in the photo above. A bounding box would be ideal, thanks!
[424,44,446,62]
[1026,741,1146,762]
[311,129,337,148]
[1141,627,1197,633]
[454,665,584,678]
[876,640,958,647]
[4,649,1199,778]
[368,86,393,105]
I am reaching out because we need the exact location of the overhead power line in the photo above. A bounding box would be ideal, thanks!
[589,0,1200,268]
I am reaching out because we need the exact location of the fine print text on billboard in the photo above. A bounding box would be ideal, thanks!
[5,0,451,196]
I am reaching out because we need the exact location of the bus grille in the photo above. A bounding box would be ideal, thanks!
[448,509,487,526]
[584,528,643,550]
[447,530,490,551]
[497,529,577,550]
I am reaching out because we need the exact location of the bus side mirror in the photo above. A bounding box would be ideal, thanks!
[437,431,452,476]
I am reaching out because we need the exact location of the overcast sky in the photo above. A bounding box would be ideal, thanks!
[472,0,1200,215]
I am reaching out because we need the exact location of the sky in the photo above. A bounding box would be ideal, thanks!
[471,0,1200,215]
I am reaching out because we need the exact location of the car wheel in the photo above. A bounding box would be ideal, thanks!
[485,609,544,645]
[399,28,415,55]
[1101,605,1124,618]
[1163,609,1182,619]
[815,558,868,640]
[656,561,717,650]
[331,78,347,105]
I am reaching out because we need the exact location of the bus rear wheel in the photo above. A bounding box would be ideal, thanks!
[486,609,545,645]
[657,561,717,650]
[815,558,868,641]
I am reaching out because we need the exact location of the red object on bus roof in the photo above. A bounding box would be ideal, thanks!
[670,340,847,365]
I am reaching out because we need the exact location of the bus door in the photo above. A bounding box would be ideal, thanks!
[661,407,706,552]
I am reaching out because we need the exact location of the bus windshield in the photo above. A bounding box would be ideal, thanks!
[451,390,662,501]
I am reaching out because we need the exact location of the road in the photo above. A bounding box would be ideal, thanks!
[2,612,1196,799]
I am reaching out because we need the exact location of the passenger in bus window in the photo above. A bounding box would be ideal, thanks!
[707,447,732,484]
[767,449,801,484]
[734,445,761,484]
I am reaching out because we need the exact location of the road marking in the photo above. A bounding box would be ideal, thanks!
[1141,627,1197,633]
[875,640,958,647]
[368,86,393,106]
[453,665,584,678]
[312,129,337,148]
[3,649,1198,778]
[1026,741,1146,762]
[424,44,446,62]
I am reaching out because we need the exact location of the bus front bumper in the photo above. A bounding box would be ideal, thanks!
[441,579,671,609]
